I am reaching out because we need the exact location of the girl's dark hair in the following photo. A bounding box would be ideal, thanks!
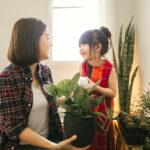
[8,17,46,66]
[79,26,112,56]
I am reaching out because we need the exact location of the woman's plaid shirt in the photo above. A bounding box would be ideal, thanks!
[0,63,64,150]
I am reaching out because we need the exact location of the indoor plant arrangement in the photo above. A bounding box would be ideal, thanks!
[136,83,150,119]
[143,137,150,150]
[112,17,138,113]
[132,83,150,136]
[118,111,149,145]
[131,83,150,123]
[44,73,114,147]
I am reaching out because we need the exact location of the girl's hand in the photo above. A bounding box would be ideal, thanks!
[70,91,74,97]
[55,135,90,150]
[85,77,96,91]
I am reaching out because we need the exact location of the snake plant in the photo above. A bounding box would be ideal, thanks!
[112,17,138,113]
[44,72,114,132]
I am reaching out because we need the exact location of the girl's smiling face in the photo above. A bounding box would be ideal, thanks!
[80,44,90,61]
[79,44,96,61]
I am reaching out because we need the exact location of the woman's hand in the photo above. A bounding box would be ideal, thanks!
[55,135,90,150]
[57,91,74,105]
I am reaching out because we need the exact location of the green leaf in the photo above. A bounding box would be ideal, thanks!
[92,111,108,119]
[69,72,80,89]
[88,95,105,109]
[125,16,133,38]
[88,79,101,93]
[57,79,72,98]
[73,86,88,104]
[126,66,138,113]
[81,115,92,118]
[112,45,117,73]
[44,81,62,97]
[106,109,114,119]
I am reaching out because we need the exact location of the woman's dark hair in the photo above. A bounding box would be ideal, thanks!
[79,26,112,56]
[8,17,46,66]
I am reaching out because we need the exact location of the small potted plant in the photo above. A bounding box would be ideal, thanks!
[44,73,114,147]
[143,137,150,150]
[131,115,142,126]
[125,121,137,134]
[139,122,149,134]
[119,111,130,126]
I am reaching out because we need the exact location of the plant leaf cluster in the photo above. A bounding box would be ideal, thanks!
[44,72,114,131]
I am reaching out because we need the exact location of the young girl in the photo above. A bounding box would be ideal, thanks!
[79,27,117,150]
[0,18,90,150]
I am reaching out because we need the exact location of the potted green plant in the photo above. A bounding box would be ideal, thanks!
[139,122,149,134]
[125,121,137,134]
[131,115,142,126]
[143,137,150,150]
[112,17,138,113]
[131,83,150,122]
[44,73,114,147]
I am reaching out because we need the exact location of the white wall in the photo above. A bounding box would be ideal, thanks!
[0,0,51,71]
[115,0,136,39]
[135,0,150,90]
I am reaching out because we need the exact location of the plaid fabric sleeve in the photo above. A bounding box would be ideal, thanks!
[0,76,27,141]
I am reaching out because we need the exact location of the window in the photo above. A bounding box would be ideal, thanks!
[52,0,102,62]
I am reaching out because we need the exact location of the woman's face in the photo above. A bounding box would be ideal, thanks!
[39,29,52,61]
[79,44,95,61]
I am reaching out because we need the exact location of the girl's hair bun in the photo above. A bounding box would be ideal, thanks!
[99,26,111,39]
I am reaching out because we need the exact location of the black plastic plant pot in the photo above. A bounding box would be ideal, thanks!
[126,128,137,134]
[64,115,95,147]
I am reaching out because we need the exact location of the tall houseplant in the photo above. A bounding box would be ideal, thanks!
[112,17,138,113]
[44,73,114,147]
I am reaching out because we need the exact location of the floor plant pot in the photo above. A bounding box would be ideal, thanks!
[64,115,95,147]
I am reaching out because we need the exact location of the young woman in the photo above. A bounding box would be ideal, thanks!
[0,18,90,150]
[79,27,117,150]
